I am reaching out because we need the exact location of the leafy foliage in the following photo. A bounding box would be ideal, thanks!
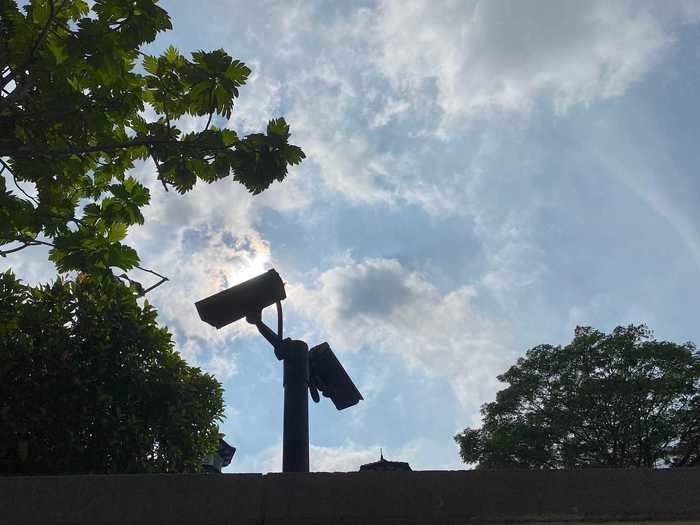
[0,0,304,278]
[0,270,224,474]
[455,325,700,469]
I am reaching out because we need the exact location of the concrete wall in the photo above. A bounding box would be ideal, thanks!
[2,469,700,525]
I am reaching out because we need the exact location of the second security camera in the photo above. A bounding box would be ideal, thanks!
[309,342,364,410]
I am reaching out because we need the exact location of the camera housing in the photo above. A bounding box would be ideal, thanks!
[195,269,286,329]
[309,342,363,410]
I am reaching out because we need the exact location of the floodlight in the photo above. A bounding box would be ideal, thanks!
[309,342,364,410]
[195,269,285,329]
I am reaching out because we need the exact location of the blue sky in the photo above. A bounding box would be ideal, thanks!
[5,0,700,471]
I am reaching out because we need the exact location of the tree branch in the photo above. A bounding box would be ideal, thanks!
[1,0,69,107]
[135,265,169,295]
[0,242,34,256]
[1,158,39,205]
[203,87,215,132]
[5,136,232,159]
[146,146,169,192]
[0,238,54,257]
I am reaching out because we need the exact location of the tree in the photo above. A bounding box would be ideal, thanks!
[0,0,303,473]
[0,270,224,474]
[455,325,700,469]
[0,0,304,285]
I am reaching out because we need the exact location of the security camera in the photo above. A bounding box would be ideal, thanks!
[195,269,286,329]
[195,270,363,473]
[309,342,363,410]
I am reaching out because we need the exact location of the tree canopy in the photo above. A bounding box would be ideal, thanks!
[456,325,700,469]
[0,270,224,474]
[0,0,304,474]
[0,0,304,286]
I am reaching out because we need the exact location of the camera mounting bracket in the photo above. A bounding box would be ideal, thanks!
[246,301,286,360]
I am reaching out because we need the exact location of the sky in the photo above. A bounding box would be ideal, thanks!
[5,0,700,472]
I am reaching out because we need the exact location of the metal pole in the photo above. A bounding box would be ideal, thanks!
[282,339,309,472]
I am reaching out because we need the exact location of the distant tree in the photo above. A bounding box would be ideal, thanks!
[455,325,700,469]
[0,270,224,474]
[0,0,304,284]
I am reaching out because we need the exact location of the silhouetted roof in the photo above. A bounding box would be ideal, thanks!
[359,450,412,472]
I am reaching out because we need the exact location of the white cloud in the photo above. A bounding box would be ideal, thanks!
[289,258,516,410]
[296,134,394,205]
[0,244,55,285]
[121,160,281,379]
[231,438,432,473]
[220,0,700,216]
[134,223,272,343]
[242,0,317,61]
[370,0,687,121]
[370,97,411,129]
[227,60,282,134]
[232,440,280,473]
[124,147,309,336]
[206,351,239,379]
[310,442,383,472]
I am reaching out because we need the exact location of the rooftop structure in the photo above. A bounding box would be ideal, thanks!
[359,450,412,472]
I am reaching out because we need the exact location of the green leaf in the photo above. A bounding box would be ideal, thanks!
[143,55,159,75]
[108,223,127,242]
[267,117,290,138]
[164,45,179,63]
[2,0,303,286]
[221,129,237,146]
[108,243,139,270]
[31,0,50,24]
[224,60,250,86]
[46,37,68,64]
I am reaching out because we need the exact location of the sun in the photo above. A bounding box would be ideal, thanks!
[227,234,272,284]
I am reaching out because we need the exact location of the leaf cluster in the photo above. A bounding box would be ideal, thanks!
[0,0,304,277]
[0,270,224,474]
[455,325,700,469]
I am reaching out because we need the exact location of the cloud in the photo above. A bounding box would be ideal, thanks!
[208,0,700,216]
[206,351,240,379]
[310,442,384,472]
[370,0,690,121]
[133,222,272,343]
[231,438,430,473]
[0,244,55,285]
[227,61,282,134]
[289,258,516,410]
[117,158,282,380]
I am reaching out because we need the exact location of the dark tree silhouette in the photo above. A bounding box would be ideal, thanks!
[456,325,700,469]
[0,0,303,473]
[0,271,224,474]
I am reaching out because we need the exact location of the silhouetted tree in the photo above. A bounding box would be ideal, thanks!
[1,0,304,283]
[0,0,303,473]
[456,325,700,469]
[0,271,224,473]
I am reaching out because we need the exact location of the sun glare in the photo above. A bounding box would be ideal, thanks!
[227,240,272,285]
